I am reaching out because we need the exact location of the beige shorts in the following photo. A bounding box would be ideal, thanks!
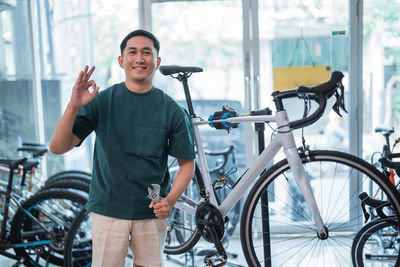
[91,212,167,267]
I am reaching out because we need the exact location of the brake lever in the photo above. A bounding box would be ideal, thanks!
[332,83,348,117]
[338,84,348,112]
[332,92,342,117]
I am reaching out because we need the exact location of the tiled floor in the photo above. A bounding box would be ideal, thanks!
[162,238,247,267]
[0,237,247,267]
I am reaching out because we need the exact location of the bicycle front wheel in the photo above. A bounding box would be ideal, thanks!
[240,150,400,266]
[352,218,399,267]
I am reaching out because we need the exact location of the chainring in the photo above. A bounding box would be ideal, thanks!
[195,202,225,243]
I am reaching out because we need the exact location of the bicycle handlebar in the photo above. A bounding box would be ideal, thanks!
[272,71,345,130]
[160,65,345,130]
[359,191,392,222]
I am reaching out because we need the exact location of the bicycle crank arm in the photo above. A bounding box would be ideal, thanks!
[203,226,227,267]
[195,202,228,266]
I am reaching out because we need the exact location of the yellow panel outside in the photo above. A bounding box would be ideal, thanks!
[273,65,332,91]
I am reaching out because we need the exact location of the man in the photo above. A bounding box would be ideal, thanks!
[50,29,195,267]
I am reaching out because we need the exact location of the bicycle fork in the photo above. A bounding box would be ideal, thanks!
[283,136,328,239]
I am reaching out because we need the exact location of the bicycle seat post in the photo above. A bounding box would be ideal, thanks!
[178,73,196,117]
[385,135,391,154]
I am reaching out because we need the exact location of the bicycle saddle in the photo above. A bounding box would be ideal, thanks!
[17,145,48,157]
[0,157,27,170]
[159,65,203,76]
[375,126,394,135]
[21,159,41,171]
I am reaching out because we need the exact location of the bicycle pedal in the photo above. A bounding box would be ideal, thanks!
[204,251,227,267]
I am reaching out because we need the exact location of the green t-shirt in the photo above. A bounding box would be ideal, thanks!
[73,82,195,220]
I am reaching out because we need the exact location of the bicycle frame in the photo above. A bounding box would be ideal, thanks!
[176,109,327,237]
[160,67,346,243]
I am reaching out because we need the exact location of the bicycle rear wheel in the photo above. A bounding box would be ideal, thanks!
[63,162,203,263]
[352,218,399,267]
[164,163,203,254]
[240,150,400,266]
[10,189,87,266]
[64,208,91,267]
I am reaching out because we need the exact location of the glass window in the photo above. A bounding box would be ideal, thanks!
[0,0,139,174]
[38,0,139,173]
[259,0,349,153]
[152,0,243,102]
[257,0,350,233]
[0,1,36,157]
[362,0,400,161]
[152,0,246,176]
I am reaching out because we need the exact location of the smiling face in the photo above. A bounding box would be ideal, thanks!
[118,35,161,92]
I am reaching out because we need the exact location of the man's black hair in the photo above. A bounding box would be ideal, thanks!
[120,29,160,55]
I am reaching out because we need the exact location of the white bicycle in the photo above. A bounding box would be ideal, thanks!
[63,67,400,267]
[160,65,400,267]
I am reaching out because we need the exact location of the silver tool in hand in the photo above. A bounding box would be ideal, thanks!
[147,184,161,202]
[147,184,170,230]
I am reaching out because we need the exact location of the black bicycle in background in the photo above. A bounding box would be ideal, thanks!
[0,142,92,266]
[0,156,87,266]
[351,126,400,267]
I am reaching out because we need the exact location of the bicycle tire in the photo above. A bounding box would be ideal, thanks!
[42,179,90,194]
[240,150,400,266]
[64,208,91,267]
[45,174,91,187]
[9,189,87,266]
[351,218,399,267]
[47,170,91,179]
[164,164,203,254]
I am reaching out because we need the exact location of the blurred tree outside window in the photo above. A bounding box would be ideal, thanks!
[363,0,400,159]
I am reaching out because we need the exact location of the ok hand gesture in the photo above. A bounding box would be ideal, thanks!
[70,66,99,109]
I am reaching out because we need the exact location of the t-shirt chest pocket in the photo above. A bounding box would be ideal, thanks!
[136,126,168,158]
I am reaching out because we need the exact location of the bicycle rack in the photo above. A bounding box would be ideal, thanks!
[256,118,272,267]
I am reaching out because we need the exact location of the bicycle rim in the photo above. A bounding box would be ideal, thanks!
[240,150,400,267]
[352,218,399,267]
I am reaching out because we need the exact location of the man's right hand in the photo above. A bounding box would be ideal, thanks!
[70,65,100,109]
[49,65,98,154]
